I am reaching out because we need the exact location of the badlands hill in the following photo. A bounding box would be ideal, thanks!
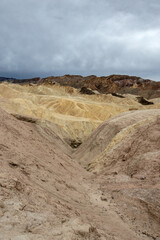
[1,74,160,99]
[0,80,160,239]
[73,109,160,168]
[0,82,160,143]
[0,107,160,240]
[75,109,160,239]
[41,74,160,99]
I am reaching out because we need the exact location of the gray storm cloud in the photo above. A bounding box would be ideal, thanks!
[0,0,160,80]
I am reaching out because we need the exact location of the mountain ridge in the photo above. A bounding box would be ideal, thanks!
[1,74,160,99]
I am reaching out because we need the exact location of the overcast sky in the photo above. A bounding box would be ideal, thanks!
[0,0,160,80]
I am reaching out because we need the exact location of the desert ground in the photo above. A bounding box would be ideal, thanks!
[0,81,159,240]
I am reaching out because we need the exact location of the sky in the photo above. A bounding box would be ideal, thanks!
[0,0,160,80]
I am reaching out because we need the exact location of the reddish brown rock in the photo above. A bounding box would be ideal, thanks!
[39,74,160,99]
[1,74,160,99]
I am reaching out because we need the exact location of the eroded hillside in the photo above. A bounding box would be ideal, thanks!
[0,82,160,142]
[0,81,160,240]
[73,109,160,239]
[0,108,149,240]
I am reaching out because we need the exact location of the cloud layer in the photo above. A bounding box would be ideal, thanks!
[0,0,160,80]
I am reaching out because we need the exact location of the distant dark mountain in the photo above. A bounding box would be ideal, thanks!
[0,76,40,84]
[0,77,16,82]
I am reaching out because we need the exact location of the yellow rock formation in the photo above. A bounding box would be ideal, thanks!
[0,82,160,141]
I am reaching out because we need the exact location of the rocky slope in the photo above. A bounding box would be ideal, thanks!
[40,74,160,99]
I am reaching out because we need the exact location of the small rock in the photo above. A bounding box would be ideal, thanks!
[0,201,5,208]
[61,218,66,224]
[101,196,107,201]
[140,176,146,180]
[9,161,19,168]
[80,87,95,95]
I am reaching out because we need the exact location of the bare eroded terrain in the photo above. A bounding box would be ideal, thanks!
[0,82,160,141]
[0,82,160,240]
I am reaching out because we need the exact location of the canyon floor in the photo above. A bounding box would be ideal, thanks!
[0,82,160,240]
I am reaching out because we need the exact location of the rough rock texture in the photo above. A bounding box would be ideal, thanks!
[81,75,119,93]
[136,96,154,105]
[0,108,148,240]
[80,87,96,95]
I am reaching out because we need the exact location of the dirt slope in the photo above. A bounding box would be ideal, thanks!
[0,82,160,239]
[1,107,151,240]
[74,110,160,239]
[73,109,160,169]
[96,114,160,239]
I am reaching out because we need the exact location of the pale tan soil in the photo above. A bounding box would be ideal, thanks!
[75,110,160,239]
[0,108,147,240]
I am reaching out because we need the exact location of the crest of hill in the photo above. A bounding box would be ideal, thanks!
[73,109,160,170]
[1,74,160,99]
[40,74,160,99]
